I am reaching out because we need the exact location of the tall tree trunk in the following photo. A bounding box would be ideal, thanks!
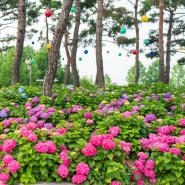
[70,0,80,87]
[95,0,104,88]
[11,0,26,85]
[165,9,174,84]
[134,0,139,84]
[42,0,74,96]
[64,31,71,85]
[159,0,165,83]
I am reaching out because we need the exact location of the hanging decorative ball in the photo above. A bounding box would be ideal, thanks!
[132,50,137,55]
[141,15,148,22]
[84,49,88,54]
[107,51,109,53]
[150,50,155,56]
[31,41,34,45]
[179,47,184,50]
[62,58,64,60]
[45,10,52,17]
[31,59,36,64]
[120,27,126,34]
[144,39,150,45]
[79,57,82,61]
[47,43,51,49]
[118,53,122,56]
[70,7,76,13]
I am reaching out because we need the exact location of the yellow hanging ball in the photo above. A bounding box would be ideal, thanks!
[179,47,184,50]
[47,43,51,49]
[141,15,148,22]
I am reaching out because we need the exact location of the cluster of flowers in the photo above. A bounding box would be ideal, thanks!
[71,162,90,184]
[82,126,131,158]
[140,123,185,157]
[131,152,156,185]
[34,140,56,154]
[0,139,21,184]
[2,117,22,128]
[19,127,38,142]
[26,103,56,122]
[66,105,84,114]
[84,112,94,125]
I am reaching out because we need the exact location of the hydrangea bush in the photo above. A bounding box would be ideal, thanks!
[0,83,185,184]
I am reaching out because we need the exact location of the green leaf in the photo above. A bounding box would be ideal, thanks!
[107,153,113,160]
[105,176,111,183]
[40,160,47,166]
[40,167,48,177]
[89,160,95,168]
[175,171,182,178]
[177,177,184,184]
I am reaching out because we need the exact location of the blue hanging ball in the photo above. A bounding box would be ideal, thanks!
[84,50,88,54]
[32,41,34,45]
[150,50,155,55]
[62,58,64,60]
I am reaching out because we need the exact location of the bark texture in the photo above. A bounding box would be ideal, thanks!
[42,0,74,96]
[64,31,71,85]
[70,0,80,87]
[159,0,165,83]
[95,0,105,88]
[134,0,139,84]
[11,0,26,85]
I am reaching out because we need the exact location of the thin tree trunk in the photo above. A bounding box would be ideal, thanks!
[11,0,26,85]
[95,0,104,88]
[159,0,165,83]
[42,0,74,96]
[70,0,80,87]
[134,0,139,84]
[64,31,71,85]
[165,9,174,84]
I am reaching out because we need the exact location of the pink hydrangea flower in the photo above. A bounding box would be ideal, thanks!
[111,181,121,185]
[86,119,94,125]
[182,154,185,161]
[84,112,93,119]
[26,122,37,130]
[59,151,70,167]
[7,160,21,173]
[76,162,90,175]
[82,143,97,156]
[0,172,10,181]
[169,147,181,155]
[57,164,69,178]
[71,174,87,184]
[145,160,155,170]
[144,169,156,179]
[120,141,132,155]
[2,120,11,127]
[90,135,102,146]
[34,141,56,154]
[101,139,116,150]
[109,126,121,137]
[134,160,145,172]
[137,180,145,185]
[3,139,17,153]
[179,118,185,127]
[2,154,14,165]
[122,111,132,118]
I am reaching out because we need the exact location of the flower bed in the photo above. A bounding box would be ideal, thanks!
[0,83,185,185]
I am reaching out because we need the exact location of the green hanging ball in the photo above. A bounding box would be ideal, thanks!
[120,27,126,34]
[79,57,82,61]
[144,39,150,45]
[31,59,35,64]
[70,7,76,13]
[118,53,122,56]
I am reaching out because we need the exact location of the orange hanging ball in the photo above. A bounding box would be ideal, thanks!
[141,15,148,22]
[132,49,137,55]
[45,10,52,17]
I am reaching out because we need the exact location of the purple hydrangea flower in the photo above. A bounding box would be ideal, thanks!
[144,114,157,123]
[44,123,53,129]
[0,110,8,118]
[163,92,171,98]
